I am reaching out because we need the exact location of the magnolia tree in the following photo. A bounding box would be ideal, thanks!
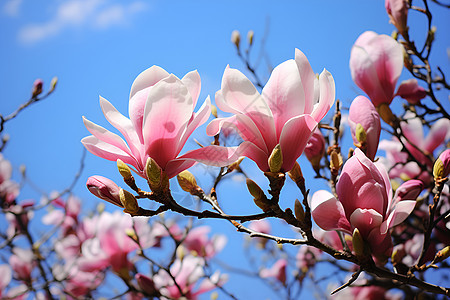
[1,0,450,299]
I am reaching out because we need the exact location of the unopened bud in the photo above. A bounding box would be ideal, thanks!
[330,150,343,171]
[87,175,123,208]
[119,189,139,215]
[117,159,133,181]
[434,246,450,264]
[126,228,138,243]
[146,158,169,192]
[355,123,367,144]
[247,30,254,46]
[268,144,283,173]
[227,157,244,173]
[352,228,365,257]
[31,79,43,98]
[177,170,201,195]
[19,164,26,176]
[231,30,240,49]
[288,162,303,183]
[294,199,305,222]
[433,149,450,179]
[246,179,270,212]
[377,103,396,125]
[211,104,218,118]
[50,77,58,93]
[428,26,436,43]
[391,247,405,265]
[210,292,219,300]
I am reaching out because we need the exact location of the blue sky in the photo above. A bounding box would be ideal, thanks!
[1,0,449,298]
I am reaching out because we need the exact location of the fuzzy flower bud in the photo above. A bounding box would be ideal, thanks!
[86,175,123,208]
[247,30,254,46]
[246,179,270,212]
[227,157,244,173]
[119,188,139,215]
[377,103,396,125]
[49,77,58,93]
[210,104,218,118]
[352,228,366,257]
[145,158,169,192]
[330,150,343,172]
[434,246,450,264]
[177,170,201,195]
[31,79,43,98]
[268,144,283,173]
[117,159,133,181]
[288,161,303,183]
[433,149,450,179]
[294,199,305,222]
[231,30,240,49]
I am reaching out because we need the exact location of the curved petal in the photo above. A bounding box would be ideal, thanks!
[99,96,143,158]
[181,70,201,108]
[366,227,393,257]
[129,65,170,99]
[295,48,315,114]
[174,145,242,168]
[143,75,194,168]
[310,190,351,233]
[81,136,140,172]
[237,141,270,171]
[381,200,416,234]
[424,118,450,153]
[176,96,212,156]
[261,59,305,137]
[349,208,383,237]
[310,69,335,122]
[279,114,317,172]
[206,114,268,153]
[400,111,424,147]
[82,116,133,158]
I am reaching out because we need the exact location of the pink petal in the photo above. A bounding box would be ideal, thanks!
[262,59,305,137]
[424,118,450,153]
[176,96,211,156]
[279,114,317,172]
[181,70,201,108]
[206,114,268,153]
[310,69,335,122]
[294,48,316,114]
[349,208,383,237]
[310,190,351,233]
[142,74,194,168]
[381,200,416,234]
[129,65,169,99]
[400,111,424,147]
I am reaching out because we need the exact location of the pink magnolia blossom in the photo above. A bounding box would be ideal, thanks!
[436,149,450,178]
[180,226,227,258]
[248,219,271,248]
[5,201,34,239]
[42,195,81,237]
[9,248,36,283]
[136,273,157,296]
[207,49,335,172]
[385,0,409,35]
[348,95,381,160]
[260,258,287,285]
[350,31,404,107]
[86,175,122,207]
[395,79,427,104]
[82,66,238,179]
[0,154,19,206]
[311,149,418,258]
[153,255,227,300]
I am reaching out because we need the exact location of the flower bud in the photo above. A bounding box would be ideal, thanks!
[355,123,367,144]
[385,0,409,36]
[247,30,254,46]
[49,77,58,93]
[117,159,133,181]
[377,103,396,125]
[393,179,423,202]
[352,228,365,257]
[145,158,169,192]
[304,129,325,171]
[330,150,343,172]
[246,179,270,212]
[268,144,283,173]
[294,199,305,222]
[31,79,43,98]
[210,104,218,118]
[434,246,450,264]
[288,161,303,183]
[119,188,139,215]
[231,30,240,49]
[227,157,244,173]
[433,149,450,179]
[86,175,123,208]
[136,273,157,296]
[177,170,201,195]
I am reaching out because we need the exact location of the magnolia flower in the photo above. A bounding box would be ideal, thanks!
[311,149,418,258]
[0,264,11,298]
[396,79,427,104]
[260,259,287,285]
[304,128,326,170]
[9,248,36,283]
[0,154,19,206]
[385,0,409,35]
[82,66,237,179]
[434,149,450,178]
[350,31,404,107]
[348,95,381,160]
[207,49,335,172]
[86,175,122,208]
[180,226,227,258]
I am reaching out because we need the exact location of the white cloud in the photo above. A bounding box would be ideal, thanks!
[3,0,23,17]
[18,0,148,44]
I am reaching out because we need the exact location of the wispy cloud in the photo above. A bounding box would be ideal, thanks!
[3,0,23,17]
[18,0,148,45]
